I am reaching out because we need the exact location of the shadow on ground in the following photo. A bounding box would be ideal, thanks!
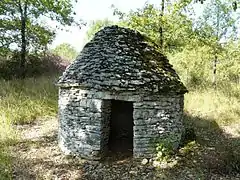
[159,112,240,179]
[10,127,85,180]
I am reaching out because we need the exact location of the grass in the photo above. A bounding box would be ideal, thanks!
[0,75,59,179]
[185,82,240,125]
[0,76,58,125]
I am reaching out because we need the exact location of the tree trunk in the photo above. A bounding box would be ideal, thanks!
[212,55,217,89]
[19,1,28,78]
[213,1,220,90]
[159,0,165,50]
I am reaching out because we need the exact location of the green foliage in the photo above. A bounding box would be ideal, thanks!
[179,141,198,154]
[0,0,80,54]
[195,0,239,11]
[52,43,78,61]
[169,40,240,88]
[154,132,182,162]
[0,76,58,178]
[0,0,238,177]
[0,113,17,179]
[113,2,196,53]
[218,40,240,83]
[0,147,12,180]
[195,0,238,46]
[0,0,82,78]
[156,141,174,161]
[169,46,213,87]
[86,0,240,91]
[184,83,240,125]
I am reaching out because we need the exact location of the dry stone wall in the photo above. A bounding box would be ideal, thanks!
[58,87,184,160]
[133,96,184,158]
[100,100,111,155]
[57,26,187,94]
[57,26,187,160]
[58,88,104,159]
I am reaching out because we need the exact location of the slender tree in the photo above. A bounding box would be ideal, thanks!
[196,0,238,88]
[111,2,195,52]
[159,0,165,50]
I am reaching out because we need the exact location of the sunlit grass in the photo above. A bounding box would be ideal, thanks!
[0,75,59,179]
[0,114,17,179]
[0,147,12,180]
[0,76,58,124]
[184,82,240,125]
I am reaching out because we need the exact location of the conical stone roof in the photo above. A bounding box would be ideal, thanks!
[57,25,187,94]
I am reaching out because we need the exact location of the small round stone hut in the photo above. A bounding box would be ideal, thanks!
[56,25,187,160]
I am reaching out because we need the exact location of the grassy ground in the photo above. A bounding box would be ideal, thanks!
[185,83,240,125]
[0,76,58,125]
[0,76,58,179]
[0,76,239,179]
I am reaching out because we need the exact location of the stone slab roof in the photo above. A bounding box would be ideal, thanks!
[57,25,187,94]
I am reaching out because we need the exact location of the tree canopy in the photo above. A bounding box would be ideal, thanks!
[86,0,240,87]
[0,0,82,77]
[52,43,78,61]
[86,19,115,41]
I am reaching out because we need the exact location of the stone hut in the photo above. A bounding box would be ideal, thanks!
[56,25,187,160]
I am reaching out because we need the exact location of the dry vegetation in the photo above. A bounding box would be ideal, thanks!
[0,76,58,179]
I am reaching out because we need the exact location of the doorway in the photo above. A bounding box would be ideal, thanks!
[108,100,134,154]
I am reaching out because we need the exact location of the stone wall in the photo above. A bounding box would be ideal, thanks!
[133,96,184,158]
[57,26,187,95]
[100,100,111,155]
[58,87,184,159]
[58,88,105,159]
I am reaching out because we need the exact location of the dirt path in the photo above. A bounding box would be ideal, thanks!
[10,118,240,180]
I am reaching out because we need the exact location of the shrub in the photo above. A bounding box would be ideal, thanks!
[0,52,70,80]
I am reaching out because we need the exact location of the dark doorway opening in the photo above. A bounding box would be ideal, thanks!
[108,100,133,155]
